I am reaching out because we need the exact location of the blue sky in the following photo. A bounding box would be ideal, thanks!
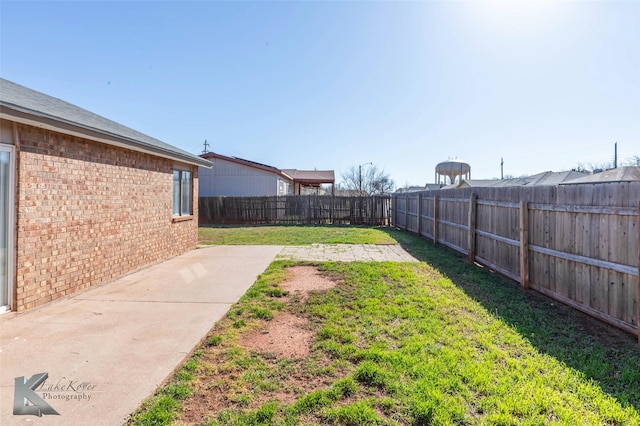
[1,1,639,188]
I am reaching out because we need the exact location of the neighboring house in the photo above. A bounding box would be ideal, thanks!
[0,78,212,312]
[444,170,589,189]
[559,166,640,185]
[282,169,335,195]
[198,151,336,197]
[199,152,293,196]
[335,188,364,197]
[395,184,444,193]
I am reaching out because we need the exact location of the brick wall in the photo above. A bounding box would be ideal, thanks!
[14,123,199,311]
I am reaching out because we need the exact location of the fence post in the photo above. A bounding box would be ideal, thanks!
[433,195,439,244]
[370,196,375,225]
[417,193,422,236]
[390,195,394,227]
[404,194,408,231]
[468,194,477,263]
[329,194,333,224]
[520,200,530,290]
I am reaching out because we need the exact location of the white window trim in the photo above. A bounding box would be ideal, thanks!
[172,168,193,219]
[0,140,15,312]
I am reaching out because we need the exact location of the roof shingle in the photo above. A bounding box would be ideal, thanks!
[0,78,211,167]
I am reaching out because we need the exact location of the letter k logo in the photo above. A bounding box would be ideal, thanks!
[13,373,60,416]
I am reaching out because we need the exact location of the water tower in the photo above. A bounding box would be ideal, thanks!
[435,160,471,185]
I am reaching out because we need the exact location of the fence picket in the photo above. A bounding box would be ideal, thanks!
[199,195,391,226]
[392,182,640,337]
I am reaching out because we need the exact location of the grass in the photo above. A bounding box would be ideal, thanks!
[129,226,640,425]
[198,225,397,245]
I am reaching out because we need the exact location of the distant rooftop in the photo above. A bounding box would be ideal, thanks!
[200,152,335,187]
[282,169,335,184]
[201,151,289,178]
[559,166,640,185]
[446,170,589,188]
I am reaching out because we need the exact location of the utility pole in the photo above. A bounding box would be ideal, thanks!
[614,142,617,169]
[358,162,372,195]
[501,157,504,180]
[202,139,210,155]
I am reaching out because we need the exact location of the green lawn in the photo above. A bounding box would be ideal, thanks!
[131,226,640,425]
[198,225,397,246]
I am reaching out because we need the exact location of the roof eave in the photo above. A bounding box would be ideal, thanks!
[201,152,287,173]
[280,171,294,180]
[294,179,335,185]
[203,153,296,181]
[560,179,638,185]
[1,103,213,168]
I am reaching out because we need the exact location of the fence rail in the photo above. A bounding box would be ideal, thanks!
[392,183,640,341]
[199,195,391,226]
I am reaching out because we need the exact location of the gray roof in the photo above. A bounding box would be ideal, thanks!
[0,78,211,167]
[458,179,501,188]
[452,171,589,188]
[201,151,291,179]
[525,170,590,186]
[559,166,640,184]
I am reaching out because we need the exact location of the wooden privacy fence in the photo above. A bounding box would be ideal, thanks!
[199,195,391,225]
[392,182,640,341]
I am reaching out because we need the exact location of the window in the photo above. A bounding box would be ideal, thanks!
[173,169,192,216]
[0,144,15,311]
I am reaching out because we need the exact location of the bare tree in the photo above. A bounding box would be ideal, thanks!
[627,154,640,167]
[572,162,588,173]
[574,153,640,174]
[340,164,395,195]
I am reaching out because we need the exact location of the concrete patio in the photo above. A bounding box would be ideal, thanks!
[0,243,418,425]
[0,245,283,425]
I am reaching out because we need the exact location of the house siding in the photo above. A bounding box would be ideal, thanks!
[199,157,291,196]
[14,123,198,311]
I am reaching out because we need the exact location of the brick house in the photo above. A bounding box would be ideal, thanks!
[0,78,212,312]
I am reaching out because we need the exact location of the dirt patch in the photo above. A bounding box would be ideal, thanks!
[280,265,340,302]
[240,312,313,358]
[239,266,339,358]
[179,266,341,423]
